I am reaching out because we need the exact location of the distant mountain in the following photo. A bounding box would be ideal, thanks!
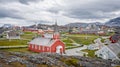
[65,22,103,27]
[2,24,13,28]
[66,17,120,27]
[92,22,103,25]
[105,17,120,27]
[65,23,88,27]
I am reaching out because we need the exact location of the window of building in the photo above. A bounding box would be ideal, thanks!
[32,45,34,49]
[47,47,49,51]
[41,46,42,51]
[29,44,30,48]
[43,47,44,51]
[39,46,41,50]
[35,45,37,49]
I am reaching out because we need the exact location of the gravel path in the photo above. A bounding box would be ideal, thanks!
[65,45,87,56]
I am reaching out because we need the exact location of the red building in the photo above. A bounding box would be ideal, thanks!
[22,28,38,33]
[23,27,54,34]
[28,23,65,54]
[110,34,120,43]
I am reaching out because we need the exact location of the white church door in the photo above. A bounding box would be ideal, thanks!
[56,45,63,54]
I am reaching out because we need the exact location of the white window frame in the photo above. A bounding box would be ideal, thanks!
[32,45,34,49]
[39,46,41,50]
[41,46,42,51]
[35,45,37,49]
[47,47,49,51]
[42,46,44,51]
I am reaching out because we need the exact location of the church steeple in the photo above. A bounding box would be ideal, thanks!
[54,20,59,33]
[53,21,60,40]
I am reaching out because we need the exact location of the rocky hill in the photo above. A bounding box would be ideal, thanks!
[65,22,103,28]
[65,23,88,28]
[0,51,119,67]
[65,17,120,27]
[105,17,120,27]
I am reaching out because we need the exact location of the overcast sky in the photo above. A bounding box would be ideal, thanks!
[0,0,120,26]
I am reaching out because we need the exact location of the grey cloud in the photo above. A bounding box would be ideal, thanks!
[61,0,120,20]
[0,7,23,19]
[0,0,120,26]
[47,8,60,14]
[0,0,44,5]
[19,0,44,5]
[0,0,17,3]
[64,10,113,20]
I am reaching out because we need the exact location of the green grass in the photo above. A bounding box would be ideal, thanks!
[68,34,99,37]
[65,43,73,46]
[61,38,74,46]
[0,31,37,53]
[0,31,35,46]
[24,32,33,34]
[0,48,28,52]
[21,32,39,39]
[62,38,73,43]
[81,49,97,58]
[0,39,29,46]
[106,32,114,36]
[61,58,79,66]
[61,34,100,45]
[101,38,105,43]
[21,34,35,39]
[69,37,98,45]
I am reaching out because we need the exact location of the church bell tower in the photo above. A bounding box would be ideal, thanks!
[53,21,60,40]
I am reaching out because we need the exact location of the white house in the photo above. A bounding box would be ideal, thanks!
[95,41,120,60]
[6,31,20,39]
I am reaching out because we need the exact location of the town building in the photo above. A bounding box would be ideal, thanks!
[6,30,20,39]
[95,41,120,60]
[0,27,5,38]
[95,28,120,60]
[69,23,107,35]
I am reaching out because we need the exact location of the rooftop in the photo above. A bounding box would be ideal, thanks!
[29,37,55,46]
[108,40,120,55]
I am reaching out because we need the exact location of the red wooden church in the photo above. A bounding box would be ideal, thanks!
[28,23,65,54]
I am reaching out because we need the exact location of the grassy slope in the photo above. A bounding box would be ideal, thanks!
[62,38,74,46]
[0,31,35,46]
[81,49,97,58]
[0,39,28,46]
[67,34,99,45]
[0,48,39,54]
[21,34,34,39]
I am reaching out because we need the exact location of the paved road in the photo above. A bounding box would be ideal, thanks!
[65,45,87,56]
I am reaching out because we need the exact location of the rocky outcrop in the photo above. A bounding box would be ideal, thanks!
[0,51,119,67]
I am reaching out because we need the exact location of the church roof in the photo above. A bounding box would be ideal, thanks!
[29,37,56,46]
[44,33,53,38]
